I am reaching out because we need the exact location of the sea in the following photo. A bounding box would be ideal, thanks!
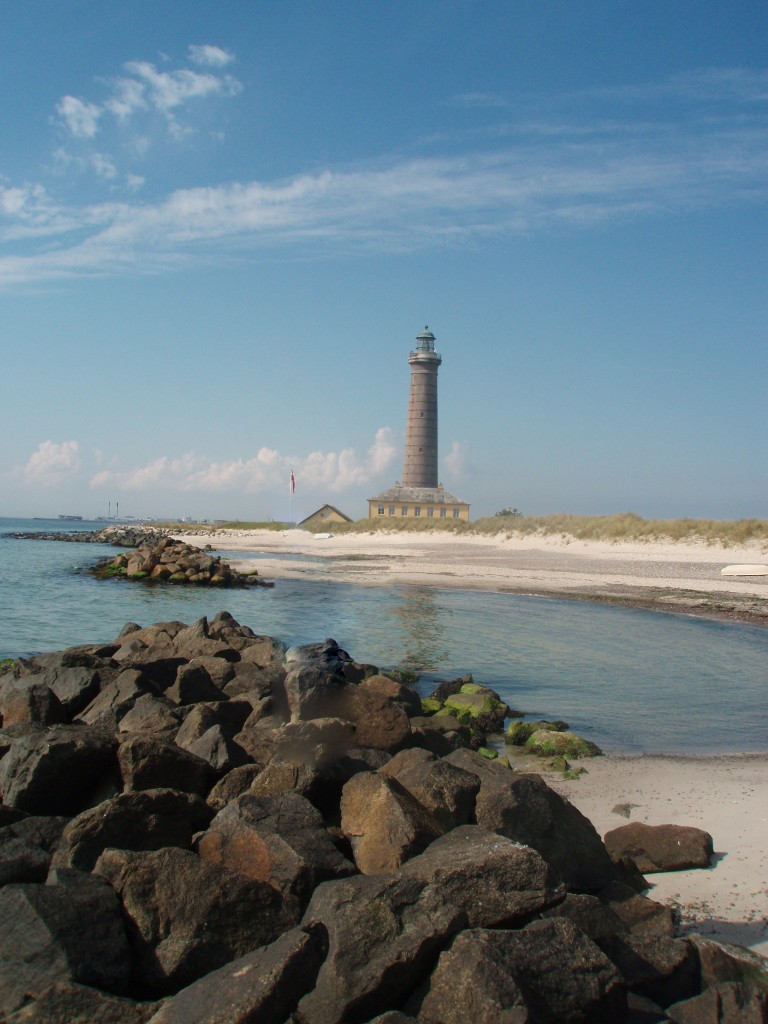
[1,517,766,756]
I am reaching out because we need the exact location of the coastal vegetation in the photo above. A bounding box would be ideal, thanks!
[169,513,768,548]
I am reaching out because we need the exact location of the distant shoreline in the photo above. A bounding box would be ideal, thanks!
[174,528,768,628]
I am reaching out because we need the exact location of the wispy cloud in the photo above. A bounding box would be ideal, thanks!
[2,68,765,286]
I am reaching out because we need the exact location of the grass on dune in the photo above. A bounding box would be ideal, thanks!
[165,513,768,547]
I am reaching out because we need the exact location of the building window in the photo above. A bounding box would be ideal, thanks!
[389,507,395,516]
[414,507,421,517]
[427,508,434,517]
[377,506,385,516]
[453,508,460,518]
[440,508,447,518]
[401,506,408,516]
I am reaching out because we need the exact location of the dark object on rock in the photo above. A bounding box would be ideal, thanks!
[52,788,214,871]
[604,822,714,873]
[144,923,328,1024]
[94,846,288,998]
[0,876,131,1015]
[412,919,626,1024]
[285,638,351,676]
[297,873,466,1024]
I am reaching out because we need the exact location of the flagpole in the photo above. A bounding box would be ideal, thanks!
[289,466,295,526]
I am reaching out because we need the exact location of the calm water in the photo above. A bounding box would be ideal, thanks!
[1,518,766,755]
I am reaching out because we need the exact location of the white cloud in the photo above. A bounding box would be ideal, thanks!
[87,429,397,497]
[56,96,102,138]
[21,441,81,484]
[188,45,235,68]
[444,440,469,479]
[54,48,242,155]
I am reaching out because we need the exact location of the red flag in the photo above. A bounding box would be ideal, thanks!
[290,468,296,493]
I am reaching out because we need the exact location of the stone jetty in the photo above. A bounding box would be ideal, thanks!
[0,613,766,1023]
[12,527,271,588]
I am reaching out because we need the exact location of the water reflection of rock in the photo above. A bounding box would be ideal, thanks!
[390,587,451,672]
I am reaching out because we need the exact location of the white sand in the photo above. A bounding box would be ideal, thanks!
[176,528,768,956]
[548,754,768,957]
[179,528,768,607]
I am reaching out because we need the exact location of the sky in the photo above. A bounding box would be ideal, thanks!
[1,1,766,523]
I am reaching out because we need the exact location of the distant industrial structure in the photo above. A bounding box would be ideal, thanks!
[368,326,470,522]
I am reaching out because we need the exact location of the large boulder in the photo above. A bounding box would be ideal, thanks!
[604,822,714,873]
[340,771,442,874]
[197,791,355,915]
[4,981,158,1023]
[0,874,131,1015]
[399,825,565,927]
[297,874,466,1024]
[95,846,288,998]
[444,750,616,891]
[0,679,67,728]
[390,758,480,832]
[117,735,212,795]
[51,788,214,871]
[0,725,118,815]
[667,981,768,1023]
[144,923,328,1024]
[413,920,626,1024]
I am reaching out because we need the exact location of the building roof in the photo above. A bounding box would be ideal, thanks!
[297,504,353,525]
[368,483,469,506]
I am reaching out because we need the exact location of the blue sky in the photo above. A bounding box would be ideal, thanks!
[1,1,766,522]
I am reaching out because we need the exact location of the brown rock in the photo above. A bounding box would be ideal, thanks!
[604,822,714,873]
[340,771,442,874]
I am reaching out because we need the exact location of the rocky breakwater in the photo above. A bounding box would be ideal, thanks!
[0,614,765,1023]
[92,535,272,588]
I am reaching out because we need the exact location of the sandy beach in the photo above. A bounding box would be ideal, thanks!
[179,527,768,624]
[176,527,768,956]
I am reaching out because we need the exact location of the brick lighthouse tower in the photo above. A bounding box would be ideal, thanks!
[367,326,470,522]
[403,326,441,487]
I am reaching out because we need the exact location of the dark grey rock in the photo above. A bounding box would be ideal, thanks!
[145,924,328,1024]
[297,873,466,1024]
[118,735,212,795]
[95,846,288,998]
[51,788,214,871]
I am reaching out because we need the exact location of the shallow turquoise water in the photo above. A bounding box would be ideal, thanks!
[1,518,766,754]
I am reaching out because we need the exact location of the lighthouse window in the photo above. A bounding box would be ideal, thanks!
[440,508,447,518]
[401,506,408,516]
[389,507,395,516]
[414,507,421,517]
[427,507,434,517]
[377,506,385,516]
[453,509,460,518]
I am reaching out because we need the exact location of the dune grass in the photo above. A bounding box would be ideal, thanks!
[162,513,768,547]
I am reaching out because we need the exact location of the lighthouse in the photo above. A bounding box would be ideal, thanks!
[402,326,441,488]
[367,326,470,522]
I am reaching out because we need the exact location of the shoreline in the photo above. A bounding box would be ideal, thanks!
[176,528,768,628]
[546,751,768,957]
[169,528,768,955]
